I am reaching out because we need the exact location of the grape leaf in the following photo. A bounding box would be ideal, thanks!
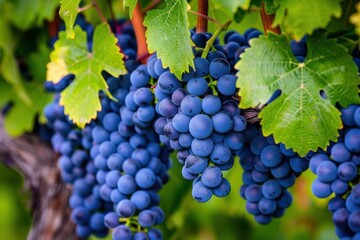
[350,3,360,37]
[217,0,249,12]
[9,0,58,29]
[36,0,59,25]
[59,0,81,39]
[0,44,52,136]
[47,24,126,128]
[144,0,194,79]
[0,80,52,136]
[236,33,360,156]
[0,18,30,104]
[273,0,342,40]
[124,0,137,19]
[9,0,40,30]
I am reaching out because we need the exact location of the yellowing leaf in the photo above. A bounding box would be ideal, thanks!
[47,24,126,128]
[144,0,194,79]
[350,3,360,37]
[236,33,360,156]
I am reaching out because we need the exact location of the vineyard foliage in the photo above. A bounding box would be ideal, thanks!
[0,0,360,239]
[1,0,359,155]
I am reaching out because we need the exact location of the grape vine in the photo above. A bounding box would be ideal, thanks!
[0,0,360,239]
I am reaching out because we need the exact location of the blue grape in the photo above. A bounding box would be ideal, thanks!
[180,95,202,116]
[217,74,237,96]
[158,71,181,94]
[187,77,208,96]
[194,57,209,76]
[201,166,223,188]
[312,179,332,198]
[192,181,212,203]
[202,95,221,115]
[185,154,208,174]
[209,58,230,79]
[112,225,132,240]
[189,114,213,139]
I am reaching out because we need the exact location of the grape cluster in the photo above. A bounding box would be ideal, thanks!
[45,16,171,239]
[90,63,171,240]
[150,29,264,202]
[310,104,360,239]
[45,84,114,238]
[238,36,310,224]
[238,123,309,224]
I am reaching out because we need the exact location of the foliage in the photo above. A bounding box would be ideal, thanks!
[47,24,126,127]
[0,0,360,239]
[236,32,360,156]
[271,0,342,40]
[59,0,81,38]
[144,0,194,79]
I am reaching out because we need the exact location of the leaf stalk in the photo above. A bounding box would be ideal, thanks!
[201,19,232,58]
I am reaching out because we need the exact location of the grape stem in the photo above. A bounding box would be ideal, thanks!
[143,0,162,12]
[196,0,208,33]
[189,10,221,26]
[132,2,150,63]
[201,19,232,58]
[93,0,108,23]
[259,2,281,35]
[106,0,120,33]
[78,3,94,12]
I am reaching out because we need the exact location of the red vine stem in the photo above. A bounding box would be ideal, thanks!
[196,0,208,33]
[47,11,61,38]
[259,3,281,35]
[132,2,150,63]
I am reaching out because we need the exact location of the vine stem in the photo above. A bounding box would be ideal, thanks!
[106,0,120,32]
[132,2,150,63]
[189,10,221,26]
[201,19,232,58]
[196,0,208,33]
[47,10,61,38]
[143,0,162,12]
[259,3,281,35]
[78,3,94,12]
[93,0,108,24]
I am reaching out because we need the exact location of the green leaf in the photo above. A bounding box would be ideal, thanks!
[8,0,58,29]
[273,0,342,40]
[36,0,59,25]
[0,75,52,137]
[124,0,138,19]
[144,0,194,79]
[26,43,52,123]
[9,0,41,30]
[264,0,278,14]
[236,33,360,156]
[0,18,30,104]
[217,0,250,12]
[47,24,126,128]
[59,0,81,39]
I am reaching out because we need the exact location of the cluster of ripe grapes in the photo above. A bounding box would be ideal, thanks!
[43,15,360,240]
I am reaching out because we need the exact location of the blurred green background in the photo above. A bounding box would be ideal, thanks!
[0,155,337,240]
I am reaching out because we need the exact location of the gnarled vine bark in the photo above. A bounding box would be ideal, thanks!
[0,117,79,240]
